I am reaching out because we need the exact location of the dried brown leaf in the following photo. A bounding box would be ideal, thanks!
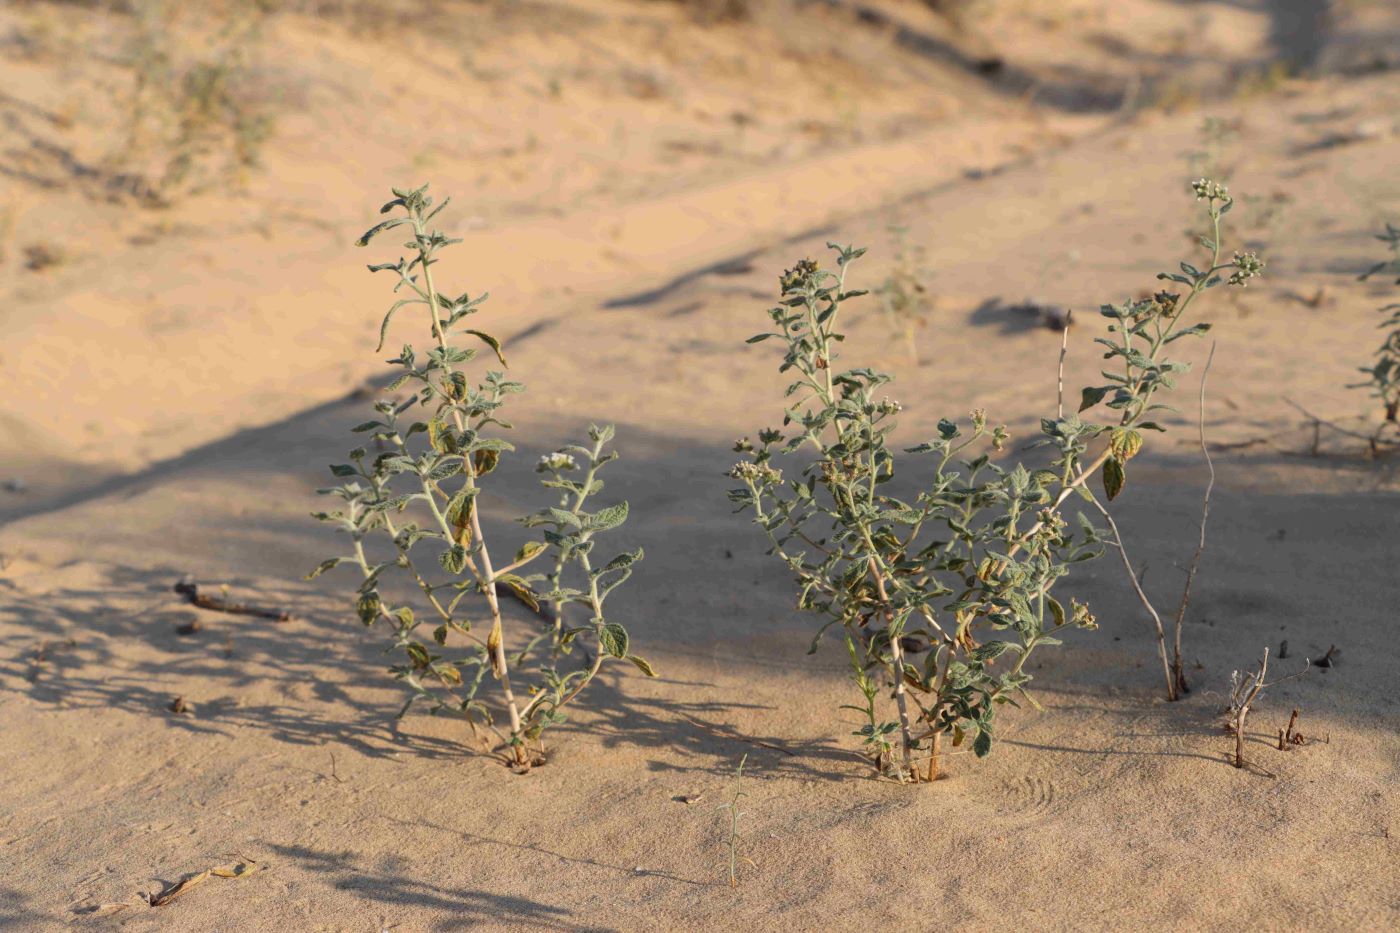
[143,857,261,908]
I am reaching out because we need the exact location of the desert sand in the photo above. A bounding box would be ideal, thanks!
[1,1,1398,930]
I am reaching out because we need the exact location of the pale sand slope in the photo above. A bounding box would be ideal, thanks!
[8,0,1400,918]
[4,14,1400,933]
[0,0,1363,492]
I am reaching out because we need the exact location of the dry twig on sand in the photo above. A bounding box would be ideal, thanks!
[174,578,291,621]
[141,857,263,908]
[1227,648,1308,769]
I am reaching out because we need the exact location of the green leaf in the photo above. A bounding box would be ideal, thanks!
[626,654,657,677]
[1102,457,1125,502]
[972,641,1015,662]
[376,298,419,351]
[464,329,507,366]
[329,464,358,477]
[440,544,467,574]
[1079,386,1109,413]
[304,557,342,580]
[355,217,408,247]
[588,502,629,533]
[514,540,548,564]
[1165,322,1212,344]
[497,574,539,611]
[599,623,629,659]
[1047,595,1066,628]
[973,729,992,758]
[356,591,381,625]
[426,460,463,481]
[602,548,644,572]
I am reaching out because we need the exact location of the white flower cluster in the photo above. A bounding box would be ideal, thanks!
[535,452,578,473]
[1191,178,1230,202]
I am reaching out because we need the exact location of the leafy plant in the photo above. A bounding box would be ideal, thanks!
[729,248,1099,783]
[1085,180,1260,701]
[873,224,934,364]
[1351,222,1400,446]
[310,184,654,771]
[1094,345,1217,704]
[727,181,1257,781]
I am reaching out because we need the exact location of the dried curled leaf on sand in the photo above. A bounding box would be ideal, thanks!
[142,857,263,908]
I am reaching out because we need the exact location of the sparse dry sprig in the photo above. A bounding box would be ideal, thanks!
[1226,647,1309,770]
[114,0,275,203]
[309,184,654,771]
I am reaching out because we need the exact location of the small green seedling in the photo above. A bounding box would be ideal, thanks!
[310,184,655,771]
[714,753,754,886]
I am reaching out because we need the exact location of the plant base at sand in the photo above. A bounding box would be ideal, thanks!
[310,184,654,770]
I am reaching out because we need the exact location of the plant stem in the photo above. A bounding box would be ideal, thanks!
[725,753,748,887]
[412,208,526,766]
[1171,343,1216,696]
[1231,648,1268,769]
[546,439,606,652]
[868,557,916,780]
[1091,499,1177,700]
[519,539,607,720]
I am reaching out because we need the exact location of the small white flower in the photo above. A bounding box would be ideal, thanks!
[535,452,578,473]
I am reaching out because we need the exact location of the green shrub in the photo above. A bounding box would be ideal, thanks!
[728,182,1259,781]
[311,185,654,771]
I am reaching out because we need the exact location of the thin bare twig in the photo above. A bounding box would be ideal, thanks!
[1056,316,1070,420]
[142,857,262,908]
[1227,647,1310,769]
[1283,397,1399,454]
[1170,342,1216,696]
[173,579,290,621]
[1091,499,1177,700]
[1229,648,1268,769]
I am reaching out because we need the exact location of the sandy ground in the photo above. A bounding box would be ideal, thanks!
[2,1,1399,930]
